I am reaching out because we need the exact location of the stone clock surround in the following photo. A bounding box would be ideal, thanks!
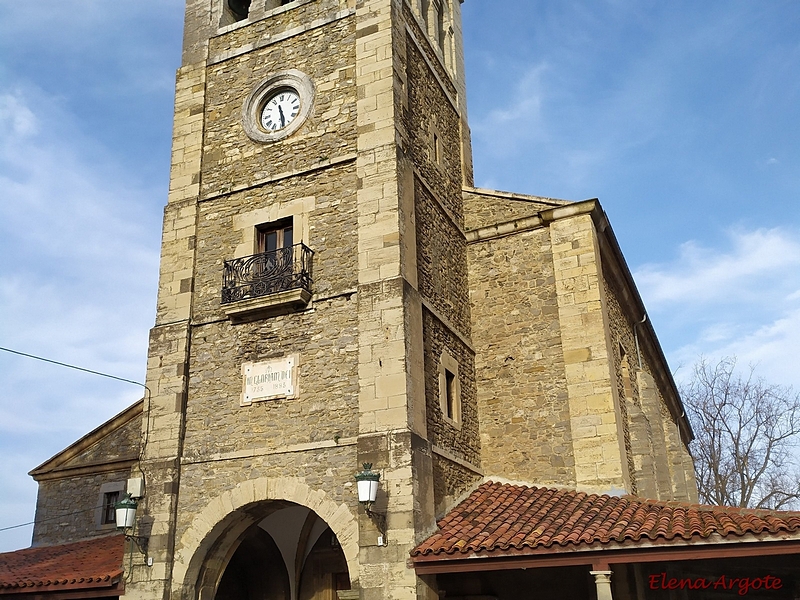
[241,70,315,143]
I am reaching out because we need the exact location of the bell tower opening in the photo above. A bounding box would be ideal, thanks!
[225,0,251,22]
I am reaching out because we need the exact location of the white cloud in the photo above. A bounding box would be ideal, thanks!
[635,227,800,390]
[471,62,550,153]
[0,93,38,137]
[0,89,158,374]
[635,228,800,306]
[670,306,800,390]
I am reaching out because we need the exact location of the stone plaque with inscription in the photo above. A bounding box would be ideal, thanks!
[240,355,297,406]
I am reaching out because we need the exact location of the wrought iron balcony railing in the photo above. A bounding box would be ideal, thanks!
[221,243,314,305]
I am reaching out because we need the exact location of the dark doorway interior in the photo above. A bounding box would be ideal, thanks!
[215,526,290,600]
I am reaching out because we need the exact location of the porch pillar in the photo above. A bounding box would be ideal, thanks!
[590,569,614,600]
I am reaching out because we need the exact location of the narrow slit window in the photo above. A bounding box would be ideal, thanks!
[620,345,634,402]
[421,0,430,28]
[445,368,456,419]
[438,350,461,427]
[434,1,445,53]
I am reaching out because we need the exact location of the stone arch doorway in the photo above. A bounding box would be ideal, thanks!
[192,501,352,600]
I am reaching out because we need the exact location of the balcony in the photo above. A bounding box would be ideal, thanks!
[221,243,314,322]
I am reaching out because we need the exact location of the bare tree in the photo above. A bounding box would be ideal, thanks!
[682,357,800,509]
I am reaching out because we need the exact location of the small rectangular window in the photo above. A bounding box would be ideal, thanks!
[257,219,293,253]
[101,491,119,525]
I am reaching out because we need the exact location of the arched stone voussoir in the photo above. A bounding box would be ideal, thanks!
[172,477,360,595]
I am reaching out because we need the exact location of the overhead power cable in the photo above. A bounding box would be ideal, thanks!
[0,346,146,389]
[0,344,153,536]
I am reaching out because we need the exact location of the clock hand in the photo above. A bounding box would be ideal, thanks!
[278,105,286,127]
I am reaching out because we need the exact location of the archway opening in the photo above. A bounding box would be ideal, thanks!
[209,502,351,600]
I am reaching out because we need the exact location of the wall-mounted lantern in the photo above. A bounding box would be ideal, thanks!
[115,493,148,554]
[355,463,380,505]
[355,463,387,545]
[115,494,137,529]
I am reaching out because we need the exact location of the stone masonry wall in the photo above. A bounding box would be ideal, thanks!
[401,2,458,109]
[183,295,359,458]
[413,179,470,333]
[192,163,359,322]
[549,210,629,494]
[401,5,478,520]
[603,269,697,501]
[74,417,142,466]
[32,415,142,546]
[208,1,352,58]
[32,470,132,546]
[467,226,576,487]
[402,31,463,226]
[173,444,360,560]
[184,157,360,456]
[422,309,479,464]
[201,13,356,198]
[604,279,645,497]
[463,189,568,233]
[432,456,480,519]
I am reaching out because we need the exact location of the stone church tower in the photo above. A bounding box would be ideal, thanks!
[131,1,479,599]
[6,1,697,599]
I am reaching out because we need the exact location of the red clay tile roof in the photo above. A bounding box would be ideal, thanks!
[0,535,124,595]
[412,482,800,559]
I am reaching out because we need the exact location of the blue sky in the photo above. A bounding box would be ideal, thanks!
[1,0,798,552]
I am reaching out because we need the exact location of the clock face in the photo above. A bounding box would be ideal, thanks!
[243,71,314,143]
[260,89,301,132]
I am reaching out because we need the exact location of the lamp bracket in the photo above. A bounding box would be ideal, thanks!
[364,504,387,541]
[124,533,149,555]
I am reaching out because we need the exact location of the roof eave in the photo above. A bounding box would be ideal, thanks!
[412,533,800,574]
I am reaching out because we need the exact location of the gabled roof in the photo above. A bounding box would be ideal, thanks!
[0,535,124,596]
[29,400,142,481]
[411,482,800,571]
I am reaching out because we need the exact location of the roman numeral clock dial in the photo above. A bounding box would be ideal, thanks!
[261,90,301,132]
[242,71,313,143]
